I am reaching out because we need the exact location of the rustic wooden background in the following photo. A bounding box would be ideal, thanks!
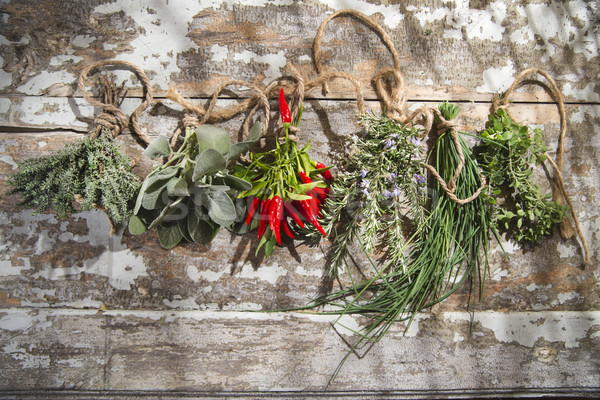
[0,0,599,398]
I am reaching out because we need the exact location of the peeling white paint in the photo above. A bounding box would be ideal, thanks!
[554,291,583,306]
[0,55,12,89]
[210,44,229,62]
[37,141,47,148]
[411,0,506,42]
[570,105,600,124]
[3,340,51,369]
[15,97,91,128]
[55,296,103,309]
[222,302,263,311]
[187,266,225,283]
[93,0,206,90]
[526,283,553,292]
[237,262,287,285]
[514,2,598,61]
[0,313,34,331]
[0,155,17,169]
[163,296,200,309]
[492,267,510,280]
[49,53,83,67]
[294,265,322,278]
[476,60,515,93]
[71,35,95,48]
[445,311,599,348]
[0,258,32,277]
[319,0,404,29]
[557,242,577,258]
[562,83,600,102]
[0,98,10,114]
[17,70,77,95]
[233,50,287,85]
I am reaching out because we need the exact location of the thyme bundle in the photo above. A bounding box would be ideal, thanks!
[7,128,139,224]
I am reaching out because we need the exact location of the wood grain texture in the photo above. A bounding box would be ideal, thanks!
[0,0,599,397]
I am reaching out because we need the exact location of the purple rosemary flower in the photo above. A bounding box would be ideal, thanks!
[410,137,422,147]
[384,138,396,149]
[382,189,393,199]
[360,169,368,178]
[414,174,427,185]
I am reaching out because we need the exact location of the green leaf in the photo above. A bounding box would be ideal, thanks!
[142,135,171,159]
[239,180,268,198]
[193,149,227,181]
[141,184,168,210]
[188,209,220,244]
[248,121,262,142]
[219,174,252,191]
[128,214,147,235]
[195,125,231,155]
[178,216,192,242]
[287,191,312,201]
[156,222,183,249]
[206,189,237,226]
[167,176,190,197]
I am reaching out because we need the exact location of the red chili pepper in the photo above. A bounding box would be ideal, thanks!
[297,199,326,236]
[257,198,271,239]
[269,195,283,245]
[284,201,305,228]
[246,197,260,225]
[279,88,292,124]
[298,170,312,184]
[281,217,294,239]
[315,162,333,181]
[312,186,327,203]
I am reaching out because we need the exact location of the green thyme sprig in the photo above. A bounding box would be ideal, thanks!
[476,108,568,243]
[7,128,139,224]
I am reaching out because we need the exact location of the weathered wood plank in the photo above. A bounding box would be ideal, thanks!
[0,1,597,102]
[1,101,598,313]
[1,308,599,392]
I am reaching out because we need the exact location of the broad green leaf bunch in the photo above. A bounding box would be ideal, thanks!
[129,123,261,248]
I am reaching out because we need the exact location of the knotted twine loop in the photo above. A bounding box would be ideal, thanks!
[166,80,270,150]
[420,107,488,204]
[78,60,153,147]
[491,68,590,266]
[314,9,483,204]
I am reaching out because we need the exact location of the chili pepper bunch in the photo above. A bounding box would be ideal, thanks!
[236,89,333,257]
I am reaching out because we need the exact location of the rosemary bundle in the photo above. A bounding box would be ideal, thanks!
[8,128,139,224]
[315,111,427,276]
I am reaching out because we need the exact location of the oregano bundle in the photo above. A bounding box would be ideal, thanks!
[477,108,568,243]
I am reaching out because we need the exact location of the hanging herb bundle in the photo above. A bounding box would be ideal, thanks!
[129,122,261,249]
[236,89,331,257]
[7,128,140,224]
[477,108,569,243]
[312,111,428,276]
[311,103,494,379]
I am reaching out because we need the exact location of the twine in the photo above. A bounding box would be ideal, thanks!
[491,68,590,265]
[314,9,482,204]
[167,80,270,149]
[78,60,154,147]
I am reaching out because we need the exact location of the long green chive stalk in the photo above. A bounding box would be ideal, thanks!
[312,102,495,381]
